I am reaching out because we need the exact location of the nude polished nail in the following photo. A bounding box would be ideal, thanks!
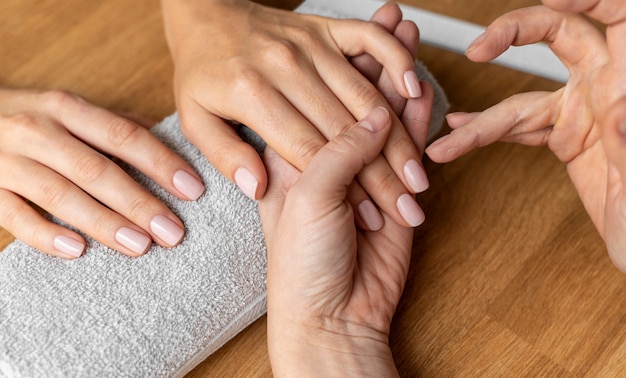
[234,167,259,200]
[404,70,422,98]
[396,194,425,227]
[358,200,384,231]
[404,159,429,193]
[173,170,205,200]
[150,215,184,246]
[53,235,85,258]
[116,227,151,255]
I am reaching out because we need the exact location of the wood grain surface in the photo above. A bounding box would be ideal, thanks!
[2,0,624,376]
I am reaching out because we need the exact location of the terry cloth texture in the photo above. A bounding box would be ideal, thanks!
[0,46,448,378]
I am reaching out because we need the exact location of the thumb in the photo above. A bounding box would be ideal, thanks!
[292,107,391,203]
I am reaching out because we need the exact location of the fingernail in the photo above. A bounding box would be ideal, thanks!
[396,194,425,227]
[53,235,85,258]
[173,170,205,200]
[466,31,488,54]
[116,227,151,255]
[150,215,184,246]
[360,107,390,132]
[234,167,259,200]
[358,200,384,231]
[426,134,450,150]
[403,70,422,98]
[404,159,429,193]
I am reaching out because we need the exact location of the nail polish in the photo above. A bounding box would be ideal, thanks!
[404,70,422,98]
[150,215,184,246]
[53,235,85,258]
[396,194,425,227]
[404,159,429,193]
[358,200,384,231]
[234,167,259,200]
[116,227,151,255]
[173,170,205,200]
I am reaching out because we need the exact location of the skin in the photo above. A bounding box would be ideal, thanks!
[426,3,626,272]
[161,0,429,229]
[260,6,428,376]
[0,89,204,258]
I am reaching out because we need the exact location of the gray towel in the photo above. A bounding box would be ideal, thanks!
[0,36,448,378]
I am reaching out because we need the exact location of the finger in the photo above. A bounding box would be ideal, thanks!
[294,107,392,204]
[2,115,185,248]
[404,81,434,158]
[41,91,205,201]
[426,91,559,163]
[0,156,153,257]
[0,189,85,259]
[375,20,421,116]
[446,112,481,129]
[465,6,608,74]
[350,2,404,82]
[258,146,302,244]
[178,99,267,200]
[327,17,421,99]
[542,0,626,26]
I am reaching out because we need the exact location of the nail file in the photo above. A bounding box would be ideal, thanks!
[296,0,569,83]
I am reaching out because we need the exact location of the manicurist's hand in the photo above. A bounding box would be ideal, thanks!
[259,107,415,377]
[0,89,205,258]
[426,5,626,272]
[161,0,428,229]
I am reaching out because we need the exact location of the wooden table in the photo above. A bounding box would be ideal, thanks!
[3,0,625,376]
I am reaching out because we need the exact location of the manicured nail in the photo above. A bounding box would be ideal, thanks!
[234,167,259,200]
[150,215,184,246]
[426,134,450,151]
[358,200,384,231]
[404,70,422,98]
[116,227,151,255]
[360,107,390,132]
[404,159,429,193]
[466,32,488,54]
[173,170,205,200]
[396,194,425,227]
[53,235,85,258]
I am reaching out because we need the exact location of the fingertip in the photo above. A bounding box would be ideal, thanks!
[360,106,391,133]
[173,170,205,200]
[53,234,85,259]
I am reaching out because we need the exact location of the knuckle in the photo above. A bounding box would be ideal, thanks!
[231,66,266,97]
[74,153,110,184]
[369,169,399,194]
[293,137,324,167]
[126,195,154,222]
[107,116,141,148]
[40,179,72,210]
[0,203,22,231]
[349,79,384,110]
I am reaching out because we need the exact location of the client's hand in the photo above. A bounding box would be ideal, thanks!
[0,89,205,258]
[259,107,415,377]
[426,5,626,272]
[161,0,427,229]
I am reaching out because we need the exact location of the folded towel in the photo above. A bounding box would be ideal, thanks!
[0,20,448,378]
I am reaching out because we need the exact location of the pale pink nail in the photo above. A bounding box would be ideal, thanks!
[234,167,259,200]
[358,200,384,231]
[466,32,488,54]
[396,194,425,227]
[150,215,184,246]
[404,159,429,193]
[116,227,151,255]
[403,70,422,98]
[53,235,85,258]
[360,107,390,132]
[173,170,205,200]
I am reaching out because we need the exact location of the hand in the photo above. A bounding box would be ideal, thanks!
[161,0,428,229]
[259,107,412,377]
[0,89,205,258]
[425,6,626,272]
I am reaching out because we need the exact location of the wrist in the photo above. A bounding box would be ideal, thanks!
[267,314,399,377]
